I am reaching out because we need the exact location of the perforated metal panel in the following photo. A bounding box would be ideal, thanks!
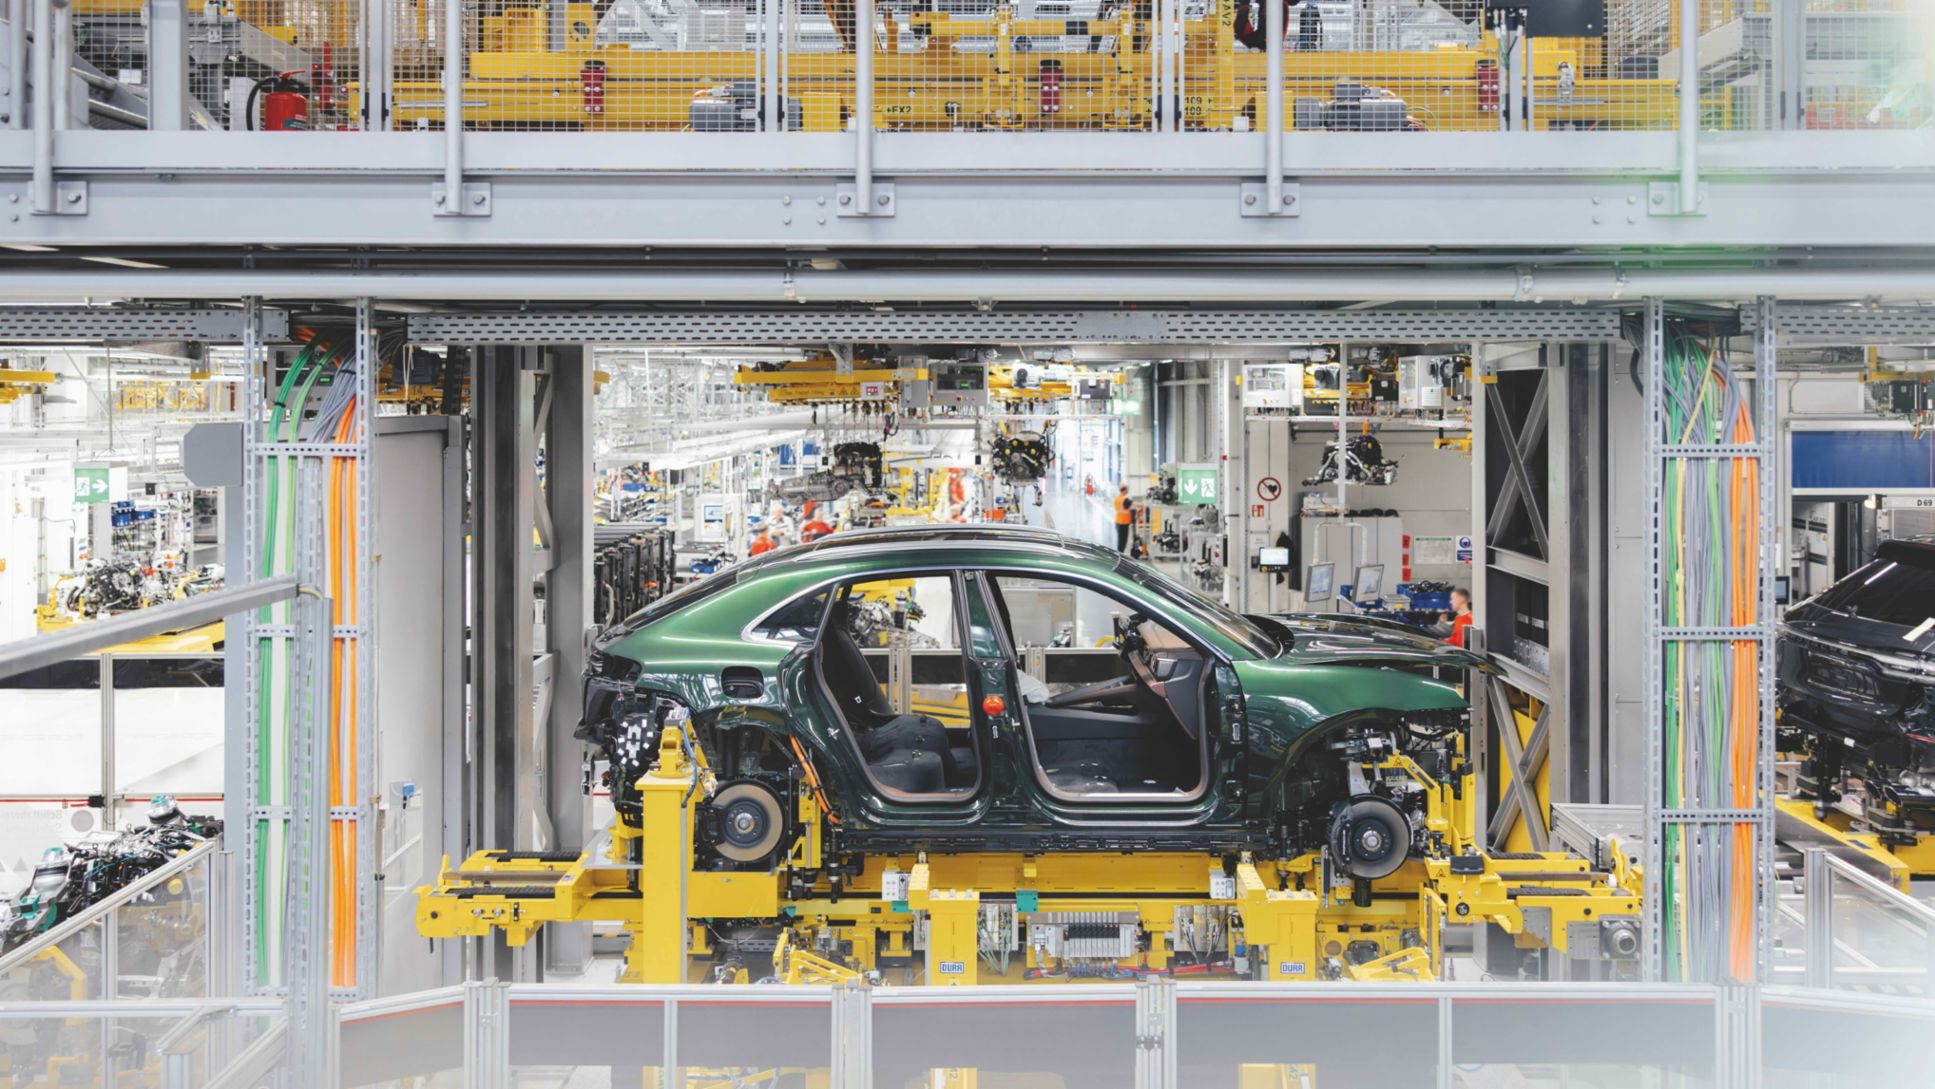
[407,308,1623,345]
[1762,305,1935,347]
[0,307,291,343]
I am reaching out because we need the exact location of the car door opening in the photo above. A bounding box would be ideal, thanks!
[987,575,1210,800]
[814,575,982,798]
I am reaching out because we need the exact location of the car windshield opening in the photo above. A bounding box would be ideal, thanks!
[1116,556,1279,658]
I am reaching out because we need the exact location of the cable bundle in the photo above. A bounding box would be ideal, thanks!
[1660,332,1761,983]
[255,335,363,991]
[306,348,364,991]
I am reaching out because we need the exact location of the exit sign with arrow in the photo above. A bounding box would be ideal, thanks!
[1176,465,1219,504]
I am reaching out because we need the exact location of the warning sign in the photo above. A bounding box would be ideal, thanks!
[1256,476,1283,502]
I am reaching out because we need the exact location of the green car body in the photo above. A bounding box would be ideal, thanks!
[581,525,1484,862]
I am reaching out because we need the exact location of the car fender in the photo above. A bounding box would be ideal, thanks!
[1234,659,1468,801]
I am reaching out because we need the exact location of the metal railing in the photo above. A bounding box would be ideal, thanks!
[1790,846,1935,994]
[312,978,1932,1088]
[0,838,228,999]
[0,839,236,1087]
[0,0,1929,184]
[4,977,1932,1088]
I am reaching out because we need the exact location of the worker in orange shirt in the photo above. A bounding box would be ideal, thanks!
[800,516,835,542]
[1442,587,1474,648]
[1114,485,1136,553]
[748,526,776,557]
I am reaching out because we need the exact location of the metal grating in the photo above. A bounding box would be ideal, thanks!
[0,307,291,343]
[1757,304,1935,346]
[407,307,1624,344]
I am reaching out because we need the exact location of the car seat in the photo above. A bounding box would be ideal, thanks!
[820,601,969,789]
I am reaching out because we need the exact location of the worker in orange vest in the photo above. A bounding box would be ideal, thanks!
[1114,485,1135,553]
[748,526,776,557]
[1443,587,1474,648]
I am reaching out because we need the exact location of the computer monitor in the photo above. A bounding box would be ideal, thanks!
[1354,564,1385,601]
[1305,562,1335,604]
[1257,546,1290,572]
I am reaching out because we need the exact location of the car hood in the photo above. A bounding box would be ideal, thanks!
[1784,603,1935,659]
[1253,612,1496,672]
[1782,606,1935,682]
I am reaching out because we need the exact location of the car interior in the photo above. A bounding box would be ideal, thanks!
[815,577,980,797]
[984,575,1208,798]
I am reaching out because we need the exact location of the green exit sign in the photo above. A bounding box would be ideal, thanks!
[74,467,111,504]
[1176,465,1219,504]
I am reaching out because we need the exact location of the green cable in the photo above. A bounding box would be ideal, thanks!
[254,342,318,984]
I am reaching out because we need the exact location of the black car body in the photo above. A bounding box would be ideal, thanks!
[1779,539,1935,830]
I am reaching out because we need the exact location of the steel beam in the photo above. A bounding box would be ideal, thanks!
[409,308,1624,345]
[4,264,1935,304]
[1,155,1932,250]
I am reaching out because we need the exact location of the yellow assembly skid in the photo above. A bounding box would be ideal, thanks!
[419,724,1643,986]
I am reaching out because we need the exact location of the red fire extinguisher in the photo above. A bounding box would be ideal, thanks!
[246,72,310,131]
[581,61,607,117]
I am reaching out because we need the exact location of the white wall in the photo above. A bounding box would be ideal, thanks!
[1239,418,1474,612]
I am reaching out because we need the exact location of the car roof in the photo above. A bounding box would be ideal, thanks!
[736,523,1117,573]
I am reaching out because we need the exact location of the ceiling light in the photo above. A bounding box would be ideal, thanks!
[1,243,58,253]
[81,256,169,270]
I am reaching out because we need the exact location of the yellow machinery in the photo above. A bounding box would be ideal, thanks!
[369,1,1679,133]
[420,719,1641,986]
[1774,795,1935,893]
[732,356,925,406]
[0,368,55,407]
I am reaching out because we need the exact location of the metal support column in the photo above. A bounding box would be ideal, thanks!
[1775,0,1806,129]
[48,0,65,130]
[436,0,486,214]
[462,979,510,1089]
[1677,0,1701,214]
[543,345,595,975]
[148,0,188,130]
[854,0,872,200]
[1219,358,1246,609]
[362,0,392,131]
[470,345,538,980]
[1263,0,1282,206]
[762,0,783,133]
[29,0,51,212]
[1472,338,1615,847]
[98,654,115,827]
[1802,848,1831,988]
[4,0,24,128]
